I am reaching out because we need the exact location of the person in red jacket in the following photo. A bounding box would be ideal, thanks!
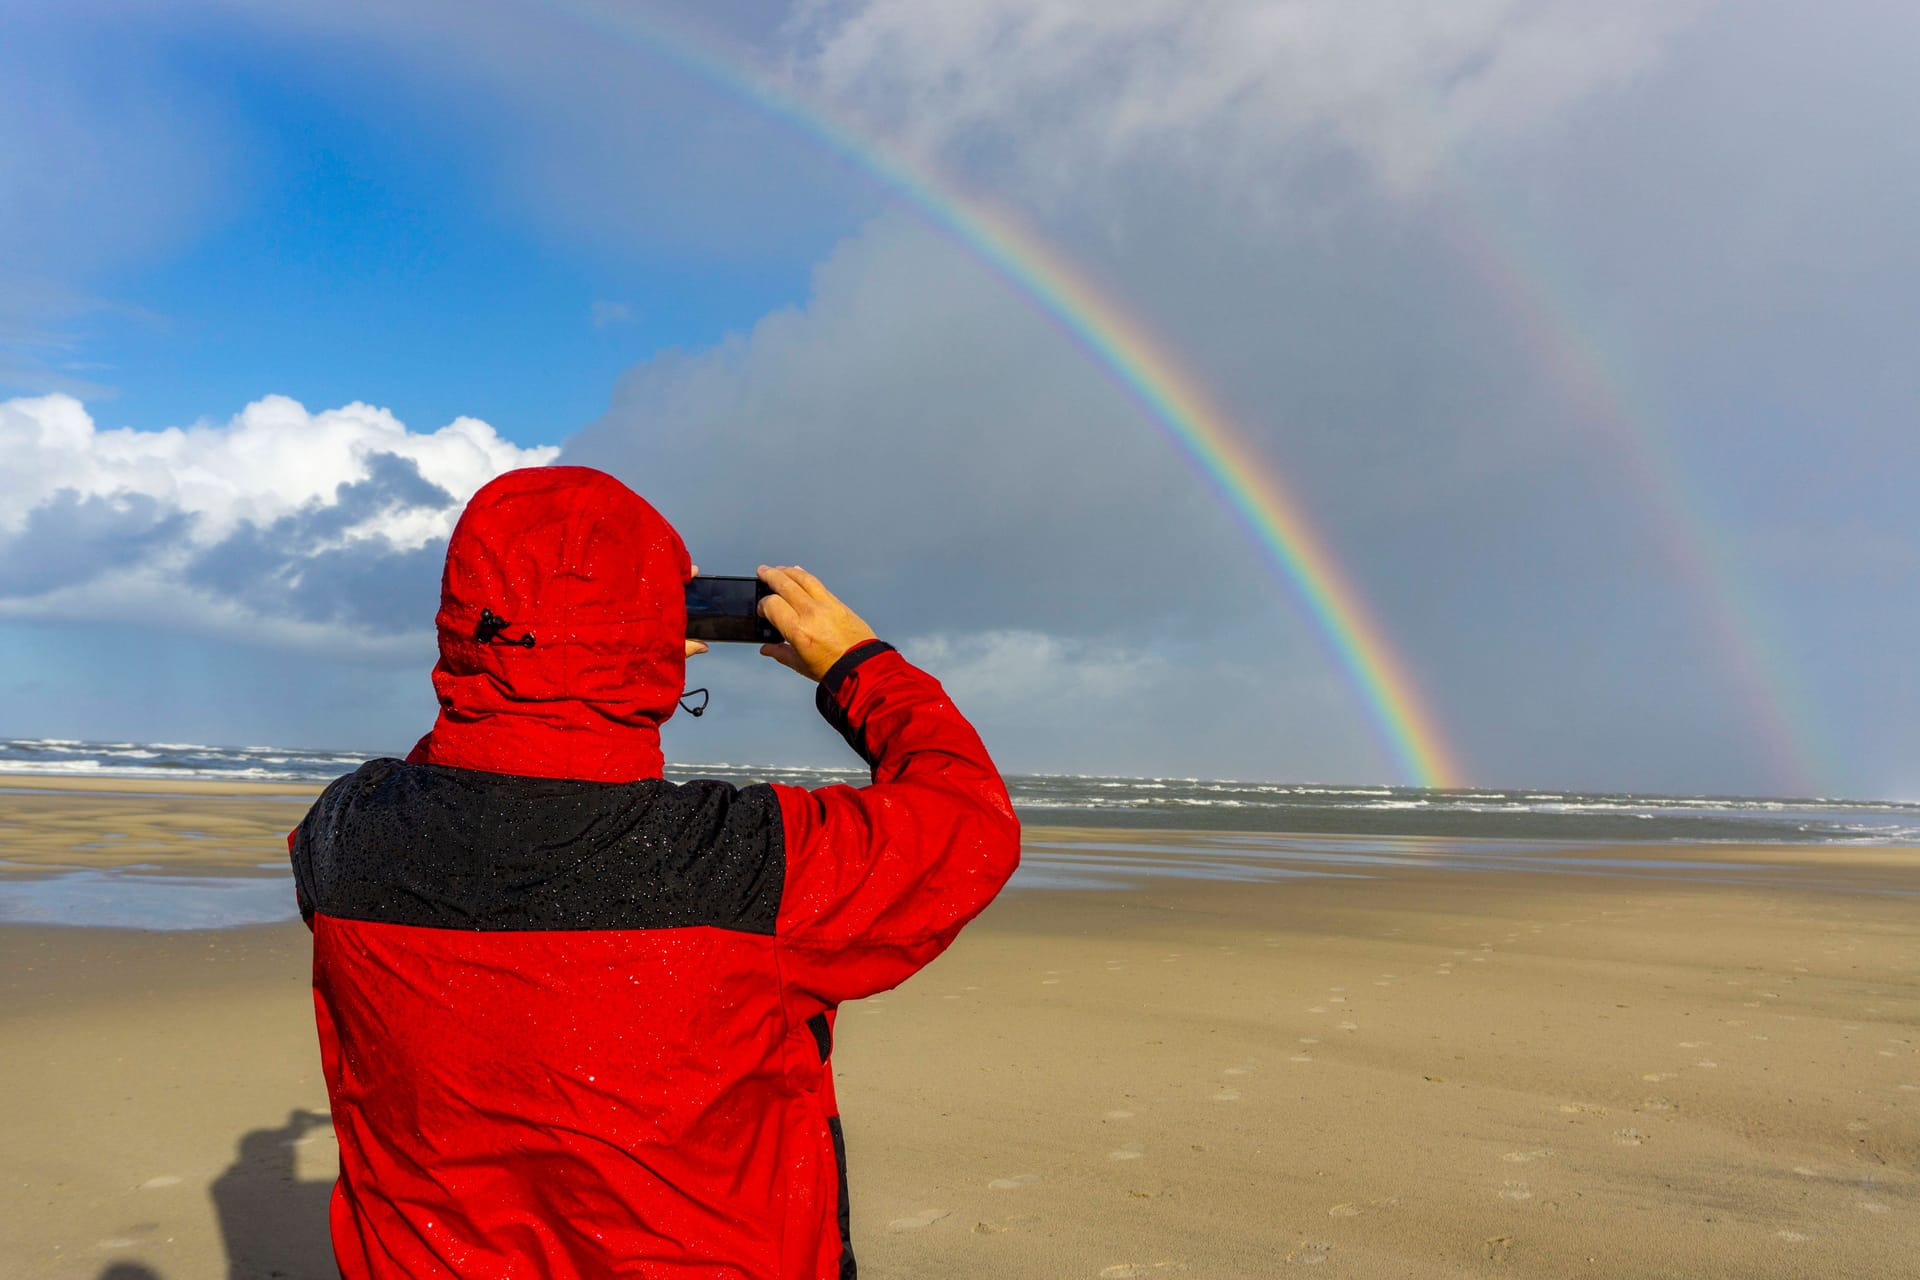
[290,465,1021,1278]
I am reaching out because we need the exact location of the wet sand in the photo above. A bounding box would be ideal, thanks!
[2,779,1917,1278]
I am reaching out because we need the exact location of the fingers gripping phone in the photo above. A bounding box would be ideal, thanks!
[685,574,780,644]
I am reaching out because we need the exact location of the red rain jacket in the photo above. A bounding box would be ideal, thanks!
[290,467,1020,1278]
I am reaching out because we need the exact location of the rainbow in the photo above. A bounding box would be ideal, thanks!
[542,1,1467,789]
[1431,185,1824,796]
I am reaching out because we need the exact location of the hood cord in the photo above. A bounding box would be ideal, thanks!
[679,688,710,718]
[474,608,535,648]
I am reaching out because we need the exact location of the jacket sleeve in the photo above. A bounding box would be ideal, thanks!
[770,641,1021,1008]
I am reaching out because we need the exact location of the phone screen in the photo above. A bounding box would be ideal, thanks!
[685,575,779,643]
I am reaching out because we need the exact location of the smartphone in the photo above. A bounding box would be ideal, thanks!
[685,574,780,644]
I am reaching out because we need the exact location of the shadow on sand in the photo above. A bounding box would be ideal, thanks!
[98,1108,338,1280]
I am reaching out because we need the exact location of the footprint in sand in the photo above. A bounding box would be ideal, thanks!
[1614,1129,1647,1146]
[139,1175,182,1189]
[1501,1150,1550,1165]
[1286,1241,1332,1265]
[989,1174,1041,1190]
[1299,1037,1321,1045]
[1307,1006,1328,1014]
[972,1214,1040,1234]
[1339,1022,1359,1031]
[1224,1066,1253,1076]
[888,1209,952,1230]
[1775,1230,1809,1242]
[1101,1264,1186,1278]
[1327,1203,1363,1217]
[1290,1054,1314,1064]
[1483,1235,1515,1262]
[1499,1182,1533,1202]
[1695,1060,1718,1069]
[1105,1109,1136,1120]
[1641,1073,1677,1083]
[1859,1202,1892,1214]
[1109,1144,1146,1161]
[1213,1089,1242,1102]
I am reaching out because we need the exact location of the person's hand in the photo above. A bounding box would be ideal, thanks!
[685,564,709,659]
[756,565,877,682]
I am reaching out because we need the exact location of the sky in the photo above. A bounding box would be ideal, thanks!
[3,0,1918,799]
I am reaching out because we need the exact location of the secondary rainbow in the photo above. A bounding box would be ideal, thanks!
[1429,182,1824,795]
[541,0,1466,789]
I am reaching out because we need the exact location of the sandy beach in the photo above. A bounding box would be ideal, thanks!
[2,779,1916,1278]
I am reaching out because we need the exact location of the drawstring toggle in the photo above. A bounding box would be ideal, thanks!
[474,608,535,648]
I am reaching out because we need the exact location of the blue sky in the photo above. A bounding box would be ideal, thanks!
[4,0,1919,799]
[13,13,825,445]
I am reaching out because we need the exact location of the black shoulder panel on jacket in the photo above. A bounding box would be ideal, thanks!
[290,760,785,935]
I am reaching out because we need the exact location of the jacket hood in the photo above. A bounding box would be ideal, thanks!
[408,466,691,782]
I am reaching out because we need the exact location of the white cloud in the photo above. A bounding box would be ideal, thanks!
[0,394,556,651]
[0,394,547,544]
[787,0,1713,192]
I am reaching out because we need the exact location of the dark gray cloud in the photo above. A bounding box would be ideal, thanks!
[0,492,190,596]
[568,214,1249,639]
[565,0,1920,795]
[186,453,454,632]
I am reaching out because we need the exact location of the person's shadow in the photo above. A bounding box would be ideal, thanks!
[205,1107,339,1279]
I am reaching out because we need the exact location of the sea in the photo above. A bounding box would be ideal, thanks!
[5,737,1919,928]
[4,736,1919,845]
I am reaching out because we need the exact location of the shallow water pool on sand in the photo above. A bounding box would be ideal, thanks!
[1006,834,1920,895]
[0,865,299,929]
[1,833,1912,928]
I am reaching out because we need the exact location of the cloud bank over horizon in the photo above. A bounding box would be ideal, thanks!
[0,394,554,654]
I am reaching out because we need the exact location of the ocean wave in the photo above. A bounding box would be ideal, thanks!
[6,739,1919,845]
[0,759,107,774]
